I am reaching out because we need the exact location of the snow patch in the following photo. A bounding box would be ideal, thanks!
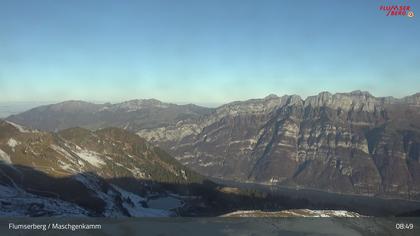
[0,148,12,164]
[50,144,83,171]
[0,184,88,217]
[57,160,76,172]
[5,121,33,133]
[7,138,20,152]
[73,174,119,217]
[181,170,187,180]
[198,161,216,167]
[51,144,74,160]
[73,149,105,167]
[7,138,19,148]
[128,167,148,178]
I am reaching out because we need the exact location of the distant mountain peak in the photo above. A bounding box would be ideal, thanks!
[264,94,279,100]
[124,98,164,104]
[44,100,101,113]
[317,91,333,96]
[349,90,373,97]
[113,99,171,111]
[52,100,96,107]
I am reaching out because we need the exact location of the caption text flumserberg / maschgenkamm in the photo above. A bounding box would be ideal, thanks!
[8,223,102,231]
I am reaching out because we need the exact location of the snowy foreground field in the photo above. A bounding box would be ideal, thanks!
[221,209,362,217]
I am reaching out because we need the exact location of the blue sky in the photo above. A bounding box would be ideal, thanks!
[0,0,419,105]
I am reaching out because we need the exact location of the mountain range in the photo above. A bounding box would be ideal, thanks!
[7,99,213,132]
[6,91,420,201]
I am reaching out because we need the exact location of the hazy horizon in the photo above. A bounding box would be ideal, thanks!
[1,89,419,123]
[1,0,419,104]
[0,89,419,107]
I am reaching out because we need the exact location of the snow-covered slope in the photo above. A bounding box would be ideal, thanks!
[221,209,362,217]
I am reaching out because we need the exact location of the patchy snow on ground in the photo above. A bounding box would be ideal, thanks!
[0,184,88,217]
[5,121,33,133]
[181,170,187,180]
[73,174,120,217]
[57,160,76,173]
[198,162,216,167]
[0,148,12,164]
[51,144,74,161]
[72,175,170,217]
[128,166,148,178]
[111,185,170,217]
[50,144,83,171]
[7,138,20,151]
[73,149,105,167]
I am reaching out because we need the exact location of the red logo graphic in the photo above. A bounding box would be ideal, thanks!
[379,5,414,17]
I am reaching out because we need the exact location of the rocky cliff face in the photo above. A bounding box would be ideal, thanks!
[137,91,420,200]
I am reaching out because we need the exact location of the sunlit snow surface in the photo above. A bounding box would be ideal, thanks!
[222,209,362,217]
[72,149,106,168]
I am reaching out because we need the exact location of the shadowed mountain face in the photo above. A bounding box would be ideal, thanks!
[6,91,420,200]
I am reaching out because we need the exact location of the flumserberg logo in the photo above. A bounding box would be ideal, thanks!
[379,5,414,17]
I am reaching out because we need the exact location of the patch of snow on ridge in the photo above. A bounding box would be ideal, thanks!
[50,144,82,170]
[7,138,20,151]
[198,162,215,167]
[181,170,187,180]
[0,148,12,164]
[51,144,74,160]
[5,121,33,133]
[129,167,148,178]
[57,160,76,173]
[73,149,105,167]
[7,138,19,148]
